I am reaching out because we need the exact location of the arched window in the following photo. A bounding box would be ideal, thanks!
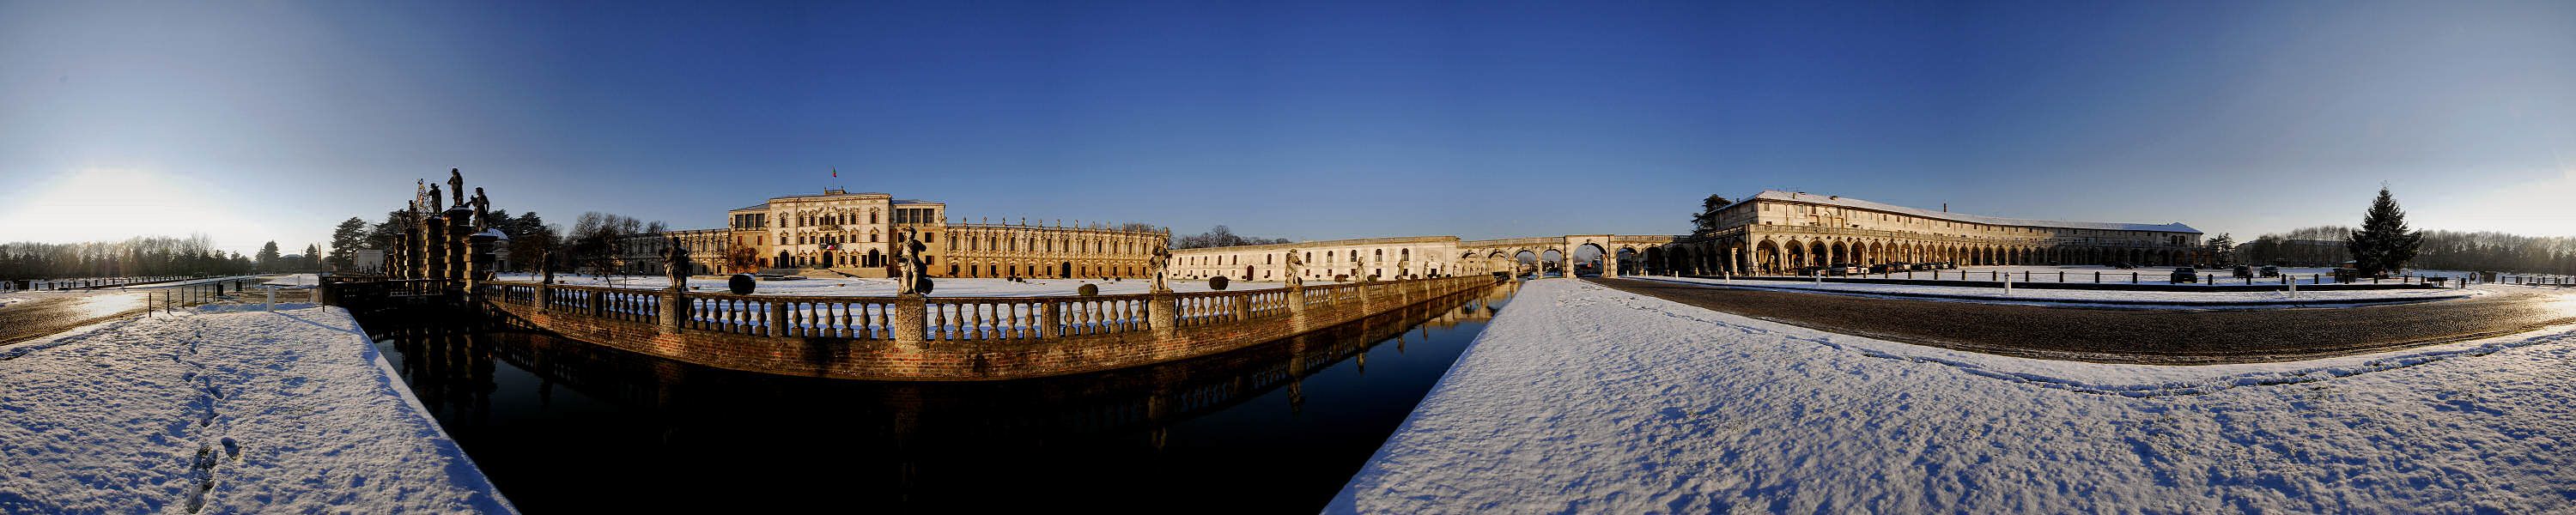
[869,209,878,224]
[1375,249,1384,262]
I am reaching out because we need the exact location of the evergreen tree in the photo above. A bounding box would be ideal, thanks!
[304,244,323,271]
[2344,186,2424,275]
[327,217,368,270]
[1691,195,1735,234]
[2204,233,2235,264]
[255,241,282,271]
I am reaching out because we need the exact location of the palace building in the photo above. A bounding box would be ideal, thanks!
[1665,191,2205,275]
[617,189,1167,278]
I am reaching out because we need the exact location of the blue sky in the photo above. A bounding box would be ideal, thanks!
[3,1,2572,256]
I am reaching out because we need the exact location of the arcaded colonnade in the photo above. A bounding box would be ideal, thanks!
[1645,191,2206,276]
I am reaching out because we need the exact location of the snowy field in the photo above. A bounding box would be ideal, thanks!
[1332,279,2576,513]
[491,273,1333,297]
[259,274,321,288]
[0,305,513,513]
[1637,276,2480,307]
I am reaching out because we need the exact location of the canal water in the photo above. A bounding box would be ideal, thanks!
[362,280,1520,514]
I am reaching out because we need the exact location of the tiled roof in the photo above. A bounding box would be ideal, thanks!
[1748,191,2200,233]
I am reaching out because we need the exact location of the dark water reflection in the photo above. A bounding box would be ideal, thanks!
[367,281,1519,514]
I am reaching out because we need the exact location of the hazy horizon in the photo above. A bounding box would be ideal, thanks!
[4,1,2572,257]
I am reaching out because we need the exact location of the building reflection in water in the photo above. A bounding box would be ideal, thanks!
[363,280,1520,514]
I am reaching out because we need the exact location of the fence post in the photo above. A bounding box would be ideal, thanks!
[2131,272,2138,284]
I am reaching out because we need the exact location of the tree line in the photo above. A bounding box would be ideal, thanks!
[2239,226,2574,274]
[0,235,257,280]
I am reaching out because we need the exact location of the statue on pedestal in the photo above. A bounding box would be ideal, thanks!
[471,187,492,229]
[447,168,465,209]
[896,228,931,294]
[426,184,442,211]
[1148,245,1172,294]
[539,247,556,285]
[1284,249,1303,288]
[660,236,689,290]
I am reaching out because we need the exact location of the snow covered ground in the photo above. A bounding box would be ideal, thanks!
[1637,276,2480,306]
[259,274,321,288]
[1332,279,2576,513]
[0,305,513,513]
[491,273,1333,297]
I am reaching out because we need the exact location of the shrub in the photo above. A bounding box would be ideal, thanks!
[1078,283,1099,296]
[1209,276,1229,290]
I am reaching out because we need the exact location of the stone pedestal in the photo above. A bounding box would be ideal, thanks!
[658,290,684,335]
[466,233,497,300]
[446,207,474,293]
[893,294,927,344]
[1286,287,1307,316]
[1147,293,1178,338]
[535,283,551,313]
[769,300,790,337]
[1039,301,1060,338]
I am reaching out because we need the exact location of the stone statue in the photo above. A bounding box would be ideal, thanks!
[471,187,492,229]
[447,168,465,209]
[1148,245,1172,293]
[660,236,689,289]
[539,247,556,285]
[1284,249,1303,288]
[897,228,930,294]
[427,184,443,211]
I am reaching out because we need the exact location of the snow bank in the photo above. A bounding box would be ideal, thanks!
[1332,279,2576,513]
[0,306,513,513]
[260,274,321,288]
[1636,276,2477,307]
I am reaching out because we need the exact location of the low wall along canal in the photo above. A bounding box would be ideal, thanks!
[469,275,1497,380]
[356,279,1521,513]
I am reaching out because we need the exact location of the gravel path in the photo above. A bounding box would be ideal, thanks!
[1589,277,2576,364]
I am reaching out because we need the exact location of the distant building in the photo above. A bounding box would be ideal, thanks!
[1681,191,2205,274]
[621,189,1168,278]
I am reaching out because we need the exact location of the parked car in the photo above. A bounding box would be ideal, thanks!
[1869,264,1902,274]
[1828,263,1863,276]
[1796,265,1826,276]
[2259,266,2281,277]
[2172,267,2198,283]
[2232,265,2253,279]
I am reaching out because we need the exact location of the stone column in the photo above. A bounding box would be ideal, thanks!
[894,294,927,344]
[1603,251,1621,278]
[447,208,474,295]
[1232,294,1252,322]
[467,232,497,301]
[1147,293,1177,338]
[421,216,446,286]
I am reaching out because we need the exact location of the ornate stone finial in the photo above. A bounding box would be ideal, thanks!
[447,168,465,208]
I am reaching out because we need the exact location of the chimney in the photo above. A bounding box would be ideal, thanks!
[1942,203,1948,212]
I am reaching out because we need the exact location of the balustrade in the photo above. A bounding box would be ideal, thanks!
[479,276,1493,344]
